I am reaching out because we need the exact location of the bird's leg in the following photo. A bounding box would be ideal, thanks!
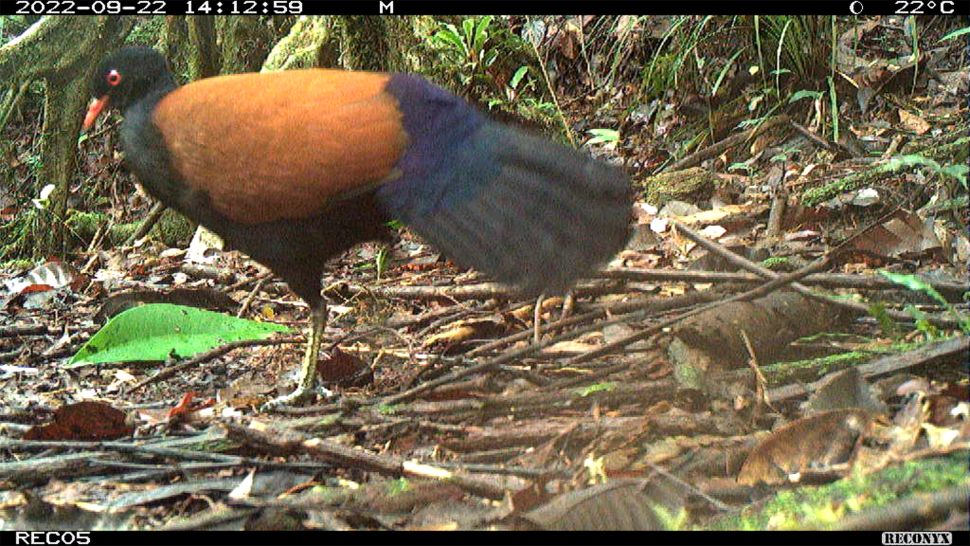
[262,299,329,410]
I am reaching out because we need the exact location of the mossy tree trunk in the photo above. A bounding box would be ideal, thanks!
[338,16,432,72]
[262,16,339,71]
[40,75,89,256]
[160,16,190,80]
[187,16,220,79]
[0,16,132,257]
[218,16,285,74]
[261,16,433,73]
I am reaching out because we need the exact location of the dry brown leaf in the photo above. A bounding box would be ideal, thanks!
[24,401,133,441]
[424,318,505,348]
[898,109,931,135]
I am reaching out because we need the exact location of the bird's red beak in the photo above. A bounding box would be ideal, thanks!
[82,96,110,132]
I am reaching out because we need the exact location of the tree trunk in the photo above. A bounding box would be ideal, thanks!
[0,16,132,257]
[187,16,220,79]
[339,16,430,72]
[218,16,279,74]
[39,75,88,256]
[160,16,189,80]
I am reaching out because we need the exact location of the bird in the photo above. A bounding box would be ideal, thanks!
[83,46,632,409]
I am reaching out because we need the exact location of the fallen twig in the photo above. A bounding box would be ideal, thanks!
[123,201,167,246]
[128,334,301,392]
[674,222,964,328]
[566,257,832,366]
[598,268,968,301]
[765,335,969,403]
[225,421,507,499]
[334,279,624,302]
[664,115,790,172]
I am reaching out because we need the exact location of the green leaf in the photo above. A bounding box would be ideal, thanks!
[868,302,900,339]
[712,48,746,98]
[575,382,616,397]
[388,478,411,495]
[473,15,494,53]
[879,270,970,332]
[727,162,753,173]
[938,26,970,42]
[432,25,465,55]
[827,76,839,142]
[586,128,620,146]
[789,89,823,103]
[881,154,968,186]
[66,304,289,367]
[904,304,939,338]
[509,65,529,90]
[879,271,947,306]
[462,18,475,44]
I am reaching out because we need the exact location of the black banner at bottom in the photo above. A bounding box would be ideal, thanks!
[2,530,967,546]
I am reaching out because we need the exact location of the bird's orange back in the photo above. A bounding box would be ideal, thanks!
[152,70,408,224]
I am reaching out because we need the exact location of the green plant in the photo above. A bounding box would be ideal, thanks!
[868,302,902,339]
[879,271,970,333]
[0,206,41,260]
[575,382,616,397]
[882,154,968,189]
[429,17,553,127]
[430,16,514,91]
[374,245,389,281]
[757,16,830,83]
[939,25,970,42]
[904,304,940,339]
[387,478,411,495]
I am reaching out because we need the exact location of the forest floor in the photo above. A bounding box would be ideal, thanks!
[1,15,968,531]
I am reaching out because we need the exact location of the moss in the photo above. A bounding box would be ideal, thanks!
[153,208,194,247]
[761,256,792,270]
[0,259,34,272]
[710,453,968,529]
[109,222,138,246]
[262,16,337,71]
[640,166,717,206]
[802,135,970,207]
[762,349,884,385]
[109,209,194,247]
[125,17,164,46]
[65,210,107,241]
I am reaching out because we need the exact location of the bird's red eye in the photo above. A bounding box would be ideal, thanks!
[107,70,122,86]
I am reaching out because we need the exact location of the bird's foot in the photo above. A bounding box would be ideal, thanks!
[260,385,335,412]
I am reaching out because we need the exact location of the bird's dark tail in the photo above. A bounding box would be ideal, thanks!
[378,75,632,296]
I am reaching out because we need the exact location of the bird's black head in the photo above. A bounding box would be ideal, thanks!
[83,47,174,131]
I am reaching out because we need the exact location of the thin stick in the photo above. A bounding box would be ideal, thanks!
[123,201,167,246]
[597,268,967,300]
[128,335,301,392]
[674,222,962,327]
[533,293,544,344]
[236,276,268,318]
[565,257,832,366]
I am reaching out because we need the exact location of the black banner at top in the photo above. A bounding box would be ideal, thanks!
[4,0,970,16]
